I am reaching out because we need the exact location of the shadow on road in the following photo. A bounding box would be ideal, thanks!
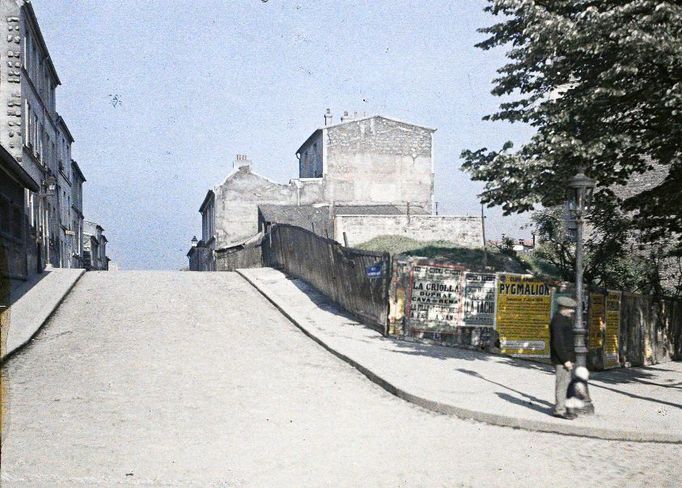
[589,382,682,410]
[457,367,555,411]
[495,392,554,416]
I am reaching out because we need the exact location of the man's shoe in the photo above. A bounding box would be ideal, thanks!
[552,411,576,420]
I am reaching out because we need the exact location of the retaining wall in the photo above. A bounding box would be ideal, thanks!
[335,214,483,248]
[216,245,263,272]
[262,224,390,332]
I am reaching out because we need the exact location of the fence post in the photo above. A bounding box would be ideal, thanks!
[382,252,391,336]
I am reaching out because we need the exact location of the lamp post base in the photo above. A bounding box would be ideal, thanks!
[575,399,595,416]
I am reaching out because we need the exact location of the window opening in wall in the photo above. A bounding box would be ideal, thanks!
[0,196,10,235]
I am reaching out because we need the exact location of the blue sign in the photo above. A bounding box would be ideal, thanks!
[366,262,383,278]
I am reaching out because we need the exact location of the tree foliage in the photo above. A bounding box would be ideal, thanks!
[528,207,682,298]
[461,0,682,245]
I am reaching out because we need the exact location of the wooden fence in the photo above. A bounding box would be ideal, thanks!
[262,224,390,332]
[620,293,682,366]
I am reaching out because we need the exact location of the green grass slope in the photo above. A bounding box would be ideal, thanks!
[355,235,529,274]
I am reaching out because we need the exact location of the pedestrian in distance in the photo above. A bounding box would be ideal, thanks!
[550,296,577,419]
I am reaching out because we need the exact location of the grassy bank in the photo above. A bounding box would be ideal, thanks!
[355,235,528,273]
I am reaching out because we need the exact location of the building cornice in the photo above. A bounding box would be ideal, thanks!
[23,1,61,86]
[199,190,215,213]
[71,159,86,182]
[56,114,74,143]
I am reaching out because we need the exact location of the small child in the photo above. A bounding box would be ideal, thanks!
[566,366,590,415]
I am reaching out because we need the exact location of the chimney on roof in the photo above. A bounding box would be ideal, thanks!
[233,154,252,170]
[324,108,332,126]
[340,111,349,122]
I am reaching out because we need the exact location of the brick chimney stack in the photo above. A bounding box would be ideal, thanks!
[324,108,333,126]
[340,110,349,122]
[233,154,252,170]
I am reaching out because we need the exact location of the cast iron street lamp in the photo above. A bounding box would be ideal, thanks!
[567,167,596,415]
[44,174,57,195]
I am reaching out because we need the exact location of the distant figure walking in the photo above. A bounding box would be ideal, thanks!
[550,296,577,419]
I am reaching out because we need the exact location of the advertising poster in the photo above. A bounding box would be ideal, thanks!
[604,290,621,368]
[589,292,606,350]
[463,272,497,327]
[495,273,552,358]
[406,264,465,331]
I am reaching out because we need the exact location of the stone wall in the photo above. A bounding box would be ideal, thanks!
[216,245,263,272]
[335,215,484,248]
[0,1,23,166]
[324,117,434,210]
[188,246,213,271]
[214,167,299,245]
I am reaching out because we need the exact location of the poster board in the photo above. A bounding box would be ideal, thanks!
[463,272,497,327]
[495,273,552,358]
[406,264,465,331]
[588,292,606,350]
[604,290,621,369]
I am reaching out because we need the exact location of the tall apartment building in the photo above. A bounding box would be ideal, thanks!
[71,159,85,268]
[0,1,85,274]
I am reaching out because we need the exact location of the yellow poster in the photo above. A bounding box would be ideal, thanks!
[495,273,552,358]
[604,290,621,369]
[589,292,605,350]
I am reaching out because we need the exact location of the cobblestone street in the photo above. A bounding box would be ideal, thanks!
[2,271,680,487]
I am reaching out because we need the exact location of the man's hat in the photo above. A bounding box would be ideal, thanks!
[556,296,577,308]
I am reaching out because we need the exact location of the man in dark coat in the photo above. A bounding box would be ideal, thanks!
[550,296,577,419]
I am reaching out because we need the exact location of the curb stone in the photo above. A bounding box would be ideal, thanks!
[237,269,682,444]
[2,269,85,363]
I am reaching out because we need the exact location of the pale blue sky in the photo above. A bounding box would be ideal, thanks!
[34,0,533,270]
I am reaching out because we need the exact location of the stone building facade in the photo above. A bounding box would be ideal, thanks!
[0,1,89,278]
[190,113,483,270]
[70,160,85,268]
[297,113,434,212]
[83,221,109,271]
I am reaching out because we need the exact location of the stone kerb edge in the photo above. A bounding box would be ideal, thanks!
[236,269,682,445]
[1,269,86,363]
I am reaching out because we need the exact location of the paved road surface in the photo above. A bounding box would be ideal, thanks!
[1,271,680,487]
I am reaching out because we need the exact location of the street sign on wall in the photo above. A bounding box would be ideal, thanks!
[366,262,383,278]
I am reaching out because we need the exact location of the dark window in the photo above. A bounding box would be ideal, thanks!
[0,197,9,234]
[12,206,23,238]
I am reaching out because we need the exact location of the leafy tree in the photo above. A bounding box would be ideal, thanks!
[461,0,682,247]
[527,207,681,297]
[525,208,575,281]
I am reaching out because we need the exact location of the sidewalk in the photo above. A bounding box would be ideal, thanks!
[2,268,85,362]
[238,267,682,444]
